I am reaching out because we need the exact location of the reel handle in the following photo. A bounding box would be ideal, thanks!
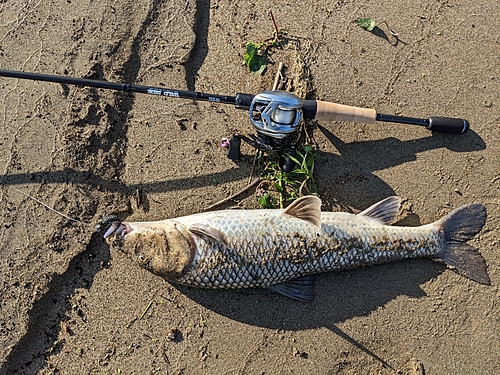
[281,149,296,172]
[227,135,241,160]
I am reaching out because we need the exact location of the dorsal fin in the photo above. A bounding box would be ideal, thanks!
[283,195,322,229]
[358,196,401,225]
[188,224,229,247]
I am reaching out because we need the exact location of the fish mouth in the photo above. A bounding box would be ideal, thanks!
[103,222,132,240]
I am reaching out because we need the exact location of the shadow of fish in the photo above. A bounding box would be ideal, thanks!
[99,196,489,302]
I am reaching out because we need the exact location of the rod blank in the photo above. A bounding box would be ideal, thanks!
[0,69,237,105]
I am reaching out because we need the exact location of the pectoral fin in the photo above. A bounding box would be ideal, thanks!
[188,224,229,247]
[189,224,251,269]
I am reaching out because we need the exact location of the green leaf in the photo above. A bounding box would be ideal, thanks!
[355,18,376,32]
[274,182,284,193]
[254,62,267,75]
[244,42,258,65]
[258,193,276,209]
[287,154,302,167]
[244,42,267,75]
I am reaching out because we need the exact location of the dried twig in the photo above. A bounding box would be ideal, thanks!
[139,301,153,320]
[379,20,398,36]
[203,178,262,211]
[272,62,284,91]
[269,9,279,40]
[248,151,260,185]
[11,186,83,223]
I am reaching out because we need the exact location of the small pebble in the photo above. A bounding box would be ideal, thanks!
[167,327,178,341]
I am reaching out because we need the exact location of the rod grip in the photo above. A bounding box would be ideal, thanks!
[313,101,377,123]
[427,117,469,134]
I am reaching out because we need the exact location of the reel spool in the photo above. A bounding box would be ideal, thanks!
[227,90,304,171]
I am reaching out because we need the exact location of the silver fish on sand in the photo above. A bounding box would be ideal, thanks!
[101,196,490,302]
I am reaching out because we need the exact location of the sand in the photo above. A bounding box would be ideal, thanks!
[0,1,498,374]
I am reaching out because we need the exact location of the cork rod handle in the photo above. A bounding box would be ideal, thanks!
[314,101,377,123]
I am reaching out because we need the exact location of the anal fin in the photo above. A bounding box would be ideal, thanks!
[269,275,316,302]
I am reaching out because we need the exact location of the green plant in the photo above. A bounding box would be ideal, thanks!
[256,145,317,209]
[287,144,316,195]
[244,41,272,75]
[243,10,285,75]
[257,191,277,209]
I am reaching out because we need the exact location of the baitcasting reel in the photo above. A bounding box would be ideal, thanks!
[250,90,303,139]
[227,90,305,171]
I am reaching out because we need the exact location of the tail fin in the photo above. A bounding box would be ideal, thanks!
[437,203,490,285]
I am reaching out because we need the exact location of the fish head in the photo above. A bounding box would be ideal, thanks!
[108,220,195,279]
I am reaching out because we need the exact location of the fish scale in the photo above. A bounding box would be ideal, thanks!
[173,209,440,289]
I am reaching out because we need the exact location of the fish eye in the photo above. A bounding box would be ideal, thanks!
[137,254,148,264]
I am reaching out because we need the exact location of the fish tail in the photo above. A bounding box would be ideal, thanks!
[437,203,490,285]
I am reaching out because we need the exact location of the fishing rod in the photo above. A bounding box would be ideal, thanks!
[0,69,469,170]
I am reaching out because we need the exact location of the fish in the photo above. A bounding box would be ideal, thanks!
[101,195,490,302]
